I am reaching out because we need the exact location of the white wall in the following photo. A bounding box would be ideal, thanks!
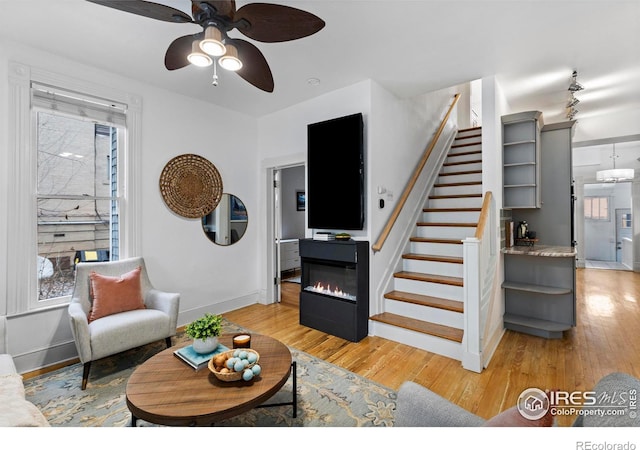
[0,38,260,371]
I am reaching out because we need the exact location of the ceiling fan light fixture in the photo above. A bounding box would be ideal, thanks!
[200,26,226,57]
[187,40,212,67]
[219,44,242,71]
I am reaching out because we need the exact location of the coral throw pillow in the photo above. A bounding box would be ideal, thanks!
[88,266,145,323]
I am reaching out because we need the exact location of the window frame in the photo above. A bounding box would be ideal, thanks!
[584,196,610,221]
[7,62,142,315]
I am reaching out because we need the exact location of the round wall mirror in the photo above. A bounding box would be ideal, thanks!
[202,193,248,245]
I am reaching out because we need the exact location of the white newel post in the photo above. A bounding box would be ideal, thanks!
[462,237,482,372]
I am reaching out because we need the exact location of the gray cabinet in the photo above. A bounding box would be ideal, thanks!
[502,247,576,339]
[280,239,300,273]
[502,111,543,209]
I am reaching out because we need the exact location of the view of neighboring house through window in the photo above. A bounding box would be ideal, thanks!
[34,85,124,302]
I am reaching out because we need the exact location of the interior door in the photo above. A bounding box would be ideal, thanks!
[273,168,283,302]
[615,208,632,263]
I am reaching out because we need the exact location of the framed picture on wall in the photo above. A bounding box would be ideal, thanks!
[296,191,306,211]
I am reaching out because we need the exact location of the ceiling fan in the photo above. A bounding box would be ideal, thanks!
[86,1,326,92]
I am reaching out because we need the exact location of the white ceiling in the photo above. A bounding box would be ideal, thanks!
[1,0,639,142]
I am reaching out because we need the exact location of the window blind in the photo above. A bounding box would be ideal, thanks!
[31,82,127,127]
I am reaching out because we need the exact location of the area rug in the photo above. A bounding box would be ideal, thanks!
[23,319,396,427]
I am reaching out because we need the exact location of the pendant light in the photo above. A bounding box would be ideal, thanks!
[596,144,634,182]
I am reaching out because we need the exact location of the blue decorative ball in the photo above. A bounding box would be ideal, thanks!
[234,360,245,372]
[242,368,254,381]
[238,350,248,360]
[251,364,261,376]
[226,358,236,370]
[247,352,258,364]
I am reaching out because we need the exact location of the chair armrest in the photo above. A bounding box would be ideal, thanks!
[145,289,180,335]
[395,381,486,427]
[68,301,92,363]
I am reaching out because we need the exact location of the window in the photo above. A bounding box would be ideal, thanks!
[584,197,609,221]
[7,63,140,314]
[35,111,121,301]
[620,213,632,229]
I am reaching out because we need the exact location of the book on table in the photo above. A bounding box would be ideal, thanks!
[174,343,230,371]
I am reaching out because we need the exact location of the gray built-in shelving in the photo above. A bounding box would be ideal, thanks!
[501,116,577,339]
[502,111,543,209]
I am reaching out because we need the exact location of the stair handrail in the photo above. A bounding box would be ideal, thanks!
[474,191,492,239]
[372,93,461,252]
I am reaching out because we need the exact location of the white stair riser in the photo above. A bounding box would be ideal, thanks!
[445,153,482,164]
[394,277,463,301]
[417,225,476,239]
[450,143,482,154]
[403,258,463,277]
[438,173,482,184]
[369,321,462,361]
[456,130,481,138]
[411,241,463,257]
[385,298,464,329]
[441,161,482,173]
[422,210,480,223]
[428,197,482,209]
[433,184,482,196]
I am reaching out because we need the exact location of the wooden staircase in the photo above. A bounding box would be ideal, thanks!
[370,126,482,361]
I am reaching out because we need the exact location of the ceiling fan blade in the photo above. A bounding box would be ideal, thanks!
[165,34,198,70]
[192,1,237,19]
[234,3,325,43]
[230,39,274,93]
[86,0,193,23]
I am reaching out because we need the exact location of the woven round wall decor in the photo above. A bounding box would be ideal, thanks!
[159,154,223,219]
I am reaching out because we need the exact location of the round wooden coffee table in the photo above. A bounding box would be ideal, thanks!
[126,333,295,426]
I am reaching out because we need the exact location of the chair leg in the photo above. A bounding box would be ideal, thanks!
[81,362,91,390]
[165,337,172,348]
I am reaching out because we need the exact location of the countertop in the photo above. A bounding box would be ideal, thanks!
[501,245,576,258]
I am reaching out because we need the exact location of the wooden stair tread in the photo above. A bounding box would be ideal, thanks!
[443,159,482,166]
[402,253,463,264]
[434,181,482,187]
[394,271,463,287]
[439,170,482,176]
[429,193,482,199]
[410,237,463,244]
[417,222,477,227]
[370,312,463,343]
[455,133,481,140]
[384,290,464,313]
[458,126,482,132]
[423,207,481,212]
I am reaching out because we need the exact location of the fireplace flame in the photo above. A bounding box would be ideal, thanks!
[304,282,356,301]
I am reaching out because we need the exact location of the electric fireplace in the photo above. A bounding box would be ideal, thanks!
[299,239,369,342]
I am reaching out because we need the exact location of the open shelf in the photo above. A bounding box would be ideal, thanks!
[502,281,572,295]
[504,313,571,332]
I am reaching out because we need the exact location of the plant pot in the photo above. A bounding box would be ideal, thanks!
[192,336,219,354]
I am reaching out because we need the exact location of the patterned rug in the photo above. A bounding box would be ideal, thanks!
[23,319,396,427]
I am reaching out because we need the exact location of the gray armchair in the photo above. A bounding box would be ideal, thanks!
[68,257,179,389]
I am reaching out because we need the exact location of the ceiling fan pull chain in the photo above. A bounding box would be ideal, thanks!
[212,58,219,86]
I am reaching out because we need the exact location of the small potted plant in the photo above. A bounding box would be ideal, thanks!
[185,313,223,354]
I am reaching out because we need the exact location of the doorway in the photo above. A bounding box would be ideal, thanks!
[583,182,632,271]
[270,164,306,304]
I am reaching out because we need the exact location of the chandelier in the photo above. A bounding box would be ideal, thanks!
[596,144,634,182]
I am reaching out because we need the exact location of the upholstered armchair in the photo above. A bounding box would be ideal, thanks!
[68,257,180,389]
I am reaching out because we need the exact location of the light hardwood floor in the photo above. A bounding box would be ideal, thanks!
[224,268,640,426]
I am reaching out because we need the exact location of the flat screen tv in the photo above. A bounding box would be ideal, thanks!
[307,113,364,230]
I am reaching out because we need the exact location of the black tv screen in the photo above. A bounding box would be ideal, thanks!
[307,113,364,230]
